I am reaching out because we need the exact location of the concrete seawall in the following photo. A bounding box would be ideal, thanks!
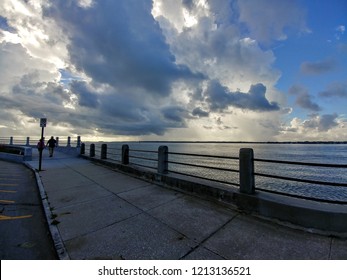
[81,155,347,235]
[0,145,32,162]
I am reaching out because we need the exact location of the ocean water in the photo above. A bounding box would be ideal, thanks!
[88,142,347,202]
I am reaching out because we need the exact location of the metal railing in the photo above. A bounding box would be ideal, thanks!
[81,143,347,204]
[0,136,81,147]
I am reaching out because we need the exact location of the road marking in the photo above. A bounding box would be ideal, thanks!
[0,199,15,204]
[0,190,17,193]
[0,214,33,221]
[0,183,18,186]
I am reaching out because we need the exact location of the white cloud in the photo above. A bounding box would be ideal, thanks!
[336,25,346,34]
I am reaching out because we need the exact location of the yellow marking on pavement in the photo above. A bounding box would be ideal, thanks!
[0,189,17,193]
[0,199,15,204]
[0,214,32,221]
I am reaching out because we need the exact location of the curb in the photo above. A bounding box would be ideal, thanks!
[24,162,70,260]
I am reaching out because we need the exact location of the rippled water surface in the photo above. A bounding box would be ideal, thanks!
[89,142,347,202]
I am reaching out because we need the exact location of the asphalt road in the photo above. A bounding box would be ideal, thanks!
[0,160,57,260]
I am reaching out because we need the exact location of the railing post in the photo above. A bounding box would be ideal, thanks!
[101,144,107,159]
[10,137,13,145]
[122,144,129,164]
[67,136,71,147]
[26,137,30,146]
[56,137,59,147]
[77,136,81,147]
[90,144,95,157]
[239,148,255,194]
[80,143,85,155]
[158,146,168,174]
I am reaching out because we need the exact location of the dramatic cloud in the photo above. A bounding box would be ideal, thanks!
[204,80,280,112]
[46,0,202,96]
[0,0,345,141]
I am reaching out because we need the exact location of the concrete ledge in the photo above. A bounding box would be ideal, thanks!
[23,162,70,260]
[0,145,32,162]
[80,155,347,234]
[234,192,347,234]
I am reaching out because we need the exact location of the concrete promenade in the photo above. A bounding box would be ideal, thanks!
[25,149,347,260]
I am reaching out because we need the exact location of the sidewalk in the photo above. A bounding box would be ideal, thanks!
[26,149,347,260]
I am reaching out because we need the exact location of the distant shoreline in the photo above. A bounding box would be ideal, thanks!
[136,141,347,144]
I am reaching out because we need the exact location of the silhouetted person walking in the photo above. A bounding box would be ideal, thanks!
[47,136,57,157]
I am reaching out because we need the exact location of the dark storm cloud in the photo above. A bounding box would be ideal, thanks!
[161,106,187,123]
[100,93,149,122]
[204,80,280,112]
[289,85,321,112]
[46,0,202,96]
[27,0,209,137]
[300,59,336,75]
[70,80,99,108]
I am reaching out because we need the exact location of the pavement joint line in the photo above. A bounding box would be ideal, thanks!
[179,213,240,260]
[62,162,157,204]
[64,211,147,243]
[56,186,185,245]
[328,238,333,260]
[50,193,115,211]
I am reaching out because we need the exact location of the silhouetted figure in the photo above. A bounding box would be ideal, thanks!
[37,138,45,152]
[47,136,57,157]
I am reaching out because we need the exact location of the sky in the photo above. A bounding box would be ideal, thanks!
[0,0,346,142]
